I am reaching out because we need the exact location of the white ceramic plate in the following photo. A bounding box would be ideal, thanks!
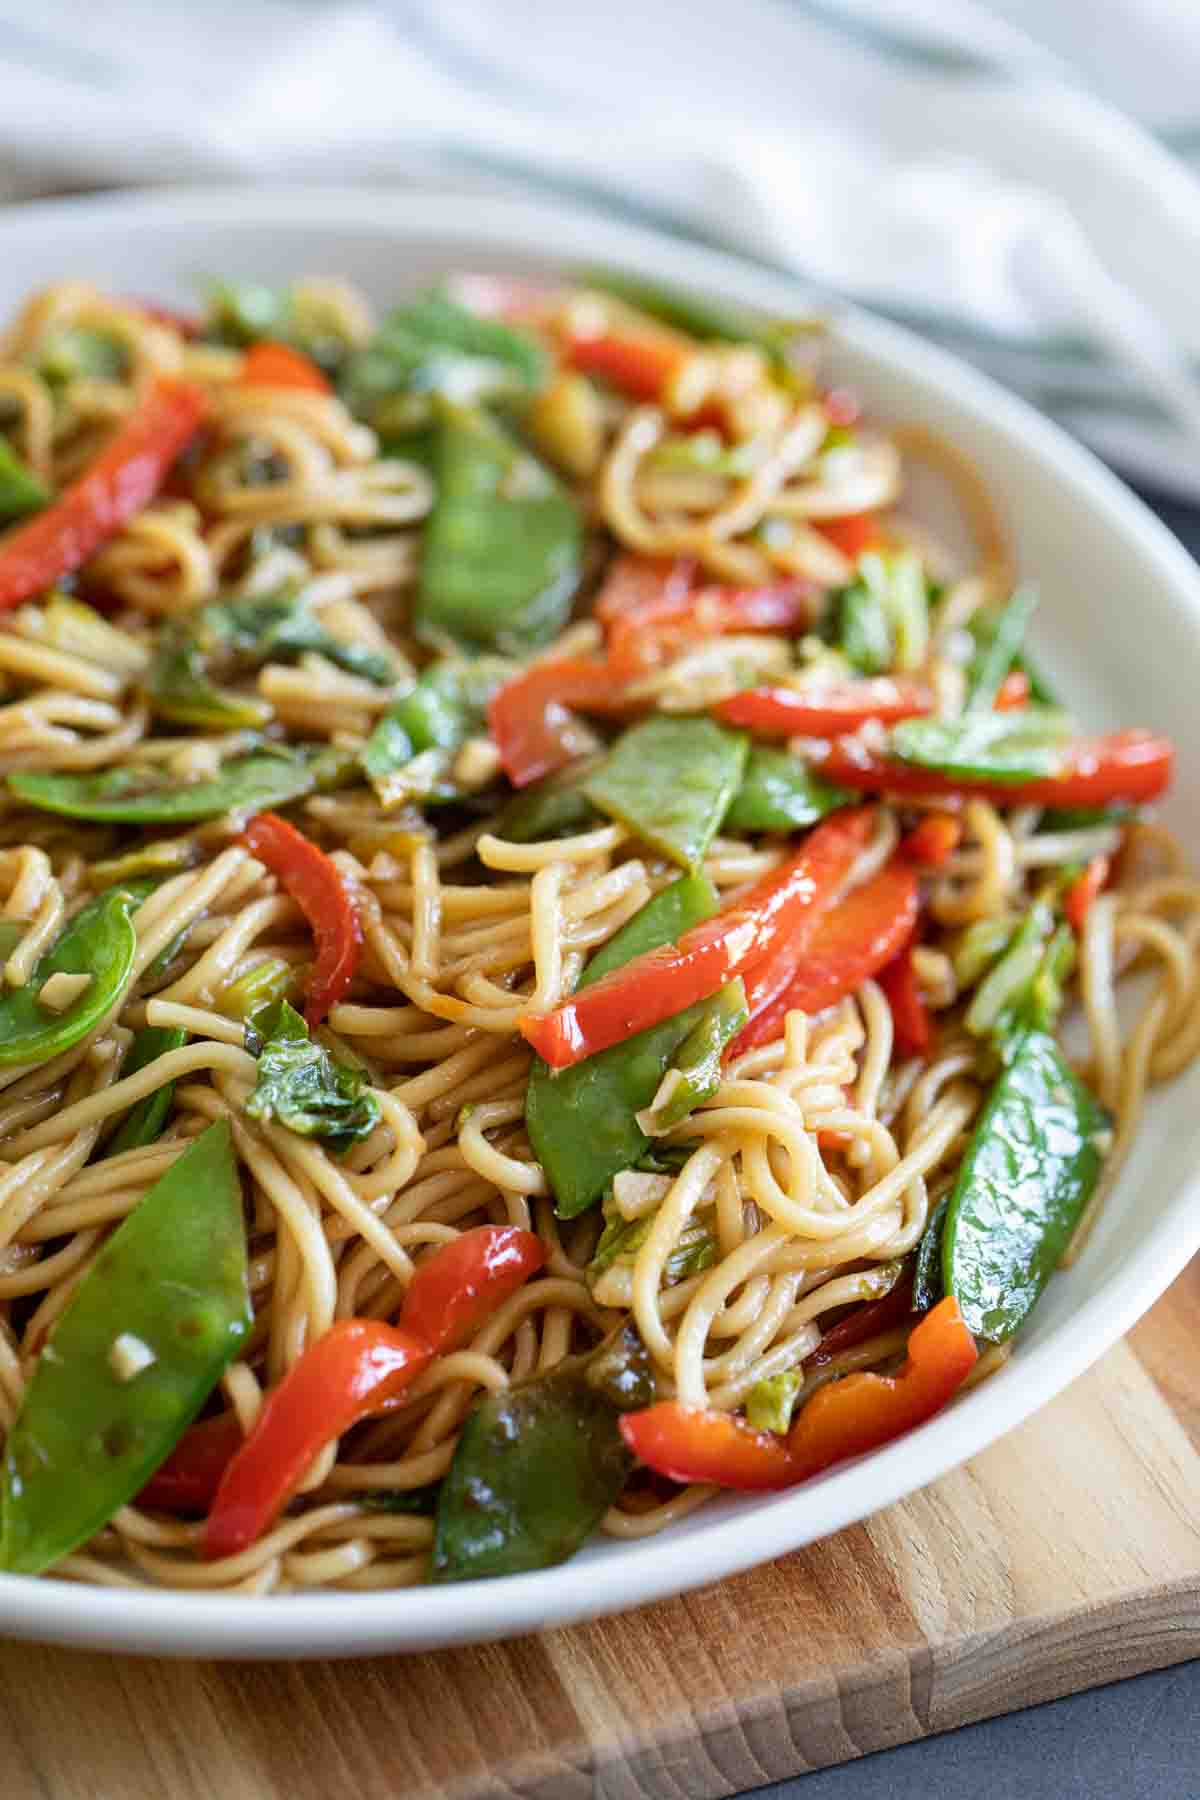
[0,186,1198,1658]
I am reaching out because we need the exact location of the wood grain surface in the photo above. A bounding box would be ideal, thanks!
[3,1257,1199,1800]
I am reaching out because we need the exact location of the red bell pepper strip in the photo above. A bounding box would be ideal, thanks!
[993,669,1031,711]
[238,341,331,393]
[521,808,874,1069]
[619,1402,797,1491]
[900,812,962,867]
[713,677,932,739]
[137,1412,243,1514]
[488,654,636,788]
[203,1320,430,1561]
[0,376,207,611]
[813,512,878,561]
[806,1278,916,1370]
[397,1226,545,1356]
[594,554,695,626]
[733,859,919,1054]
[565,330,690,403]
[787,1296,977,1481]
[1063,853,1112,934]
[877,944,933,1058]
[620,1297,975,1490]
[241,812,362,1028]
[815,728,1174,810]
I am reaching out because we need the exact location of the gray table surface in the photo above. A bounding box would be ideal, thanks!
[752,479,1200,1798]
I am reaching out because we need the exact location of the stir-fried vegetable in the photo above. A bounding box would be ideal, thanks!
[432,1326,653,1580]
[733,858,918,1053]
[522,809,873,1070]
[620,1296,977,1490]
[8,747,324,824]
[361,656,508,806]
[835,551,929,674]
[964,585,1039,712]
[105,1025,188,1156]
[0,439,49,521]
[240,813,362,1027]
[584,716,749,871]
[244,1000,380,1151]
[0,886,139,1067]
[238,341,331,392]
[526,874,731,1218]
[340,290,547,431]
[941,1030,1108,1342]
[0,377,207,610]
[581,269,804,368]
[0,1121,250,1573]
[204,1227,544,1557]
[416,403,582,656]
[817,727,1173,808]
[714,677,932,739]
[723,747,850,834]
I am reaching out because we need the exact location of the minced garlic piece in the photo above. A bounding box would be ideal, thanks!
[108,1333,156,1382]
[36,971,92,1013]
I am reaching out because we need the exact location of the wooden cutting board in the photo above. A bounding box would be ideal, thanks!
[3,1258,1199,1800]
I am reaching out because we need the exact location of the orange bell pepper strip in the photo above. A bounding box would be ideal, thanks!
[241,813,362,1028]
[520,808,874,1069]
[787,1296,977,1480]
[714,677,932,739]
[992,669,1031,711]
[619,1403,797,1491]
[606,573,814,679]
[203,1321,430,1560]
[1063,853,1112,934]
[877,944,933,1058]
[565,330,691,403]
[815,728,1173,810]
[899,812,963,867]
[732,858,919,1054]
[619,1297,976,1491]
[397,1226,545,1355]
[0,375,207,610]
[813,512,878,561]
[238,341,331,393]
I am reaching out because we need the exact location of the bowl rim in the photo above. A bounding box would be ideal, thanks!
[1,181,1199,1658]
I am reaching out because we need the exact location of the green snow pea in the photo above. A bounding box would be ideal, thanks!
[416,404,581,656]
[581,268,806,371]
[105,1026,187,1157]
[8,748,323,824]
[0,887,138,1068]
[431,1326,652,1581]
[526,874,722,1218]
[495,764,599,842]
[341,290,547,431]
[360,656,510,805]
[635,978,747,1133]
[964,584,1040,712]
[724,746,851,834]
[912,1195,949,1314]
[889,705,1074,785]
[36,326,126,386]
[0,439,50,521]
[941,1029,1109,1342]
[0,1120,250,1574]
[584,715,748,870]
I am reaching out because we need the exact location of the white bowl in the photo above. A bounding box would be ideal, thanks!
[0,185,1198,1658]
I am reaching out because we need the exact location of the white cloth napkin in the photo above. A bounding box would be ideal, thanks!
[5,0,1200,497]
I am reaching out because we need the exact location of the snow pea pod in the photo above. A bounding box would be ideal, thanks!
[941,1029,1108,1342]
[636,978,746,1133]
[912,1195,949,1314]
[581,268,803,370]
[0,1120,250,1574]
[341,290,547,431]
[416,404,581,656]
[8,748,320,823]
[526,874,721,1218]
[495,766,599,842]
[105,1026,187,1157]
[0,439,50,522]
[584,715,748,870]
[361,656,510,806]
[0,887,138,1067]
[723,746,851,834]
[431,1326,652,1581]
[889,705,1074,785]
[964,584,1039,713]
